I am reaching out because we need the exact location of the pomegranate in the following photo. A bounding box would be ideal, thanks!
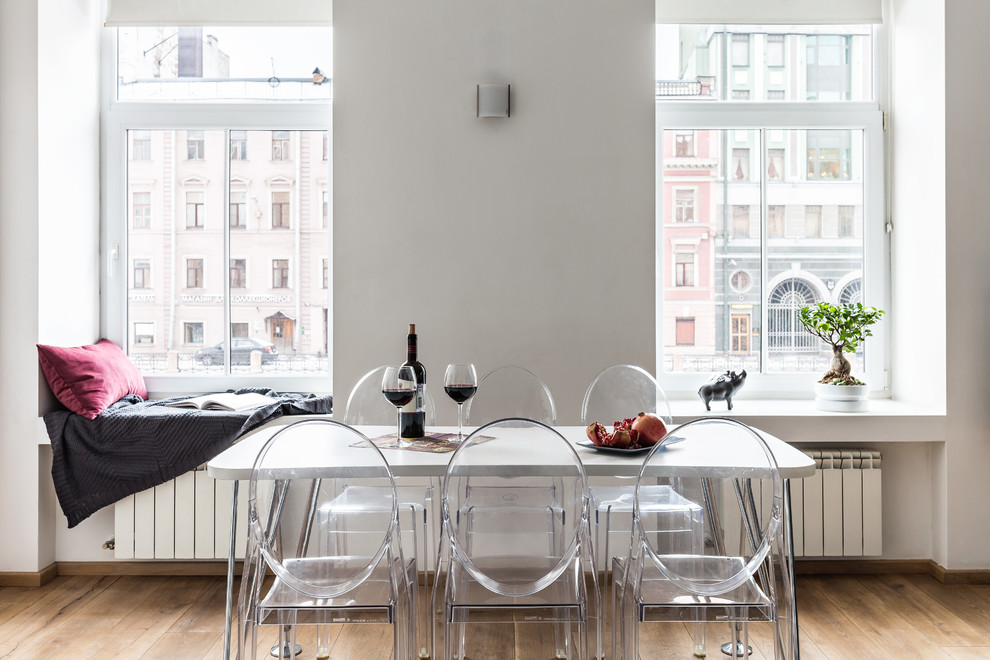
[586,417,645,449]
[630,412,667,446]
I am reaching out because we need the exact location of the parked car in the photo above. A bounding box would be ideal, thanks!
[195,338,278,365]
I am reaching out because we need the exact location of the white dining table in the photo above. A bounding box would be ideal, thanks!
[208,419,814,660]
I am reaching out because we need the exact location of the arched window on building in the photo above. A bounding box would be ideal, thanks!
[767,277,820,352]
[838,278,862,304]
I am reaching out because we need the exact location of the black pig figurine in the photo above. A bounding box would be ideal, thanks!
[698,370,747,411]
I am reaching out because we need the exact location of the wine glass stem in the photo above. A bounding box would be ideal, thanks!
[397,408,402,446]
[457,403,464,440]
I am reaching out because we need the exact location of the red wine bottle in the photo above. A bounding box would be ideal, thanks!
[399,323,426,440]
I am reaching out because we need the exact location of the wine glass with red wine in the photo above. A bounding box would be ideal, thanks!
[444,363,478,440]
[383,365,417,447]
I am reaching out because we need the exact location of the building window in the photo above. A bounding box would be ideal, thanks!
[732,148,750,180]
[675,318,695,346]
[732,34,750,67]
[322,258,329,289]
[675,132,694,157]
[132,130,151,160]
[186,258,204,288]
[730,270,751,293]
[674,189,695,223]
[110,29,331,381]
[186,191,205,228]
[838,205,857,238]
[186,130,205,160]
[658,24,879,382]
[272,259,290,288]
[839,278,862,304]
[272,130,290,160]
[272,191,290,228]
[230,130,247,160]
[322,190,329,229]
[230,258,246,289]
[805,205,822,237]
[133,259,151,289]
[731,314,751,353]
[732,205,750,237]
[766,34,785,67]
[768,149,784,181]
[768,205,785,238]
[230,190,246,229]
[674,251,695,287]
[767,278,820,351]
[134,322,155,345]
[732,89,751,100]
[132,192,151,228]
[184,322,204,344]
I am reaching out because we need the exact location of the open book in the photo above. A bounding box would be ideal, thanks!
[165,391,274,412]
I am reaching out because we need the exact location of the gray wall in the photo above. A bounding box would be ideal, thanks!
[332,0,657,425]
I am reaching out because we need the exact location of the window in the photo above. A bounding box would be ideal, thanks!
[675,318,695,345]
[322,258,329,289]
[768,149,784,181]
[272,131,290,160]
[230,130,247,160]
[134,322,155,345]
[805,205,822,237]
[767,34,785,67]
[731,314,751,353]
[186,130,205,160]
[131,130,151,160]
[768,205,785,238]
[186,191,205,228]
[322,190,329,229]
[732,89,751,100]
[732,205,750,237]
[674,189,695,223]
[657,24,881,386]
[230,190,246,229]
[732,34,750,67]
[272,191,290,228]
[132,192,151,228]
[675,132,694,157]
[674,251,695,287]
[230,258,246,289]
[108,27,331,384]
[272,259,290,288]
[186,258,204,288]
[838,205,857,237]
[732,148,750,180]
[133,259,151,289]
[184,322,203,344]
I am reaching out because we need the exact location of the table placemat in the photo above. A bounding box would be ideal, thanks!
[365,432,491,453]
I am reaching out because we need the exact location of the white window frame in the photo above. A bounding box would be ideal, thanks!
[657,101,888,398]
[100,29,332,394]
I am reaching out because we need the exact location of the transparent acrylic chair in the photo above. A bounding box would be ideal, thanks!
[612,417,784,660]
[432,418,600,660]
[341,365,437,659]
[463,366,557,426]
[580,365,706,654]
[237,419,416,660]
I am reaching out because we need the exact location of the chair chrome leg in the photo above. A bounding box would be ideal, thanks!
[720,640,752,657]
[270,639,303,657]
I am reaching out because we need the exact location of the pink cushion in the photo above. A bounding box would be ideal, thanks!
[37,339,148,419]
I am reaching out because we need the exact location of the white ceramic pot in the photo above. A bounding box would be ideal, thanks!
[814,382,869,412]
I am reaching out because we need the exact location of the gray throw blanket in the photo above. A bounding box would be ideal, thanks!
[45,388,332,528]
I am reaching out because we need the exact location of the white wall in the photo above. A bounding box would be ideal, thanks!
[943,0,990,569]
[332,0,658,425]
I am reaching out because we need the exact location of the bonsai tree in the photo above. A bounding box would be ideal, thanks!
[798,302,885,385]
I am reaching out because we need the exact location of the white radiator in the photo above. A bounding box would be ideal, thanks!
[114,470,248,560]
[791,449,882,557]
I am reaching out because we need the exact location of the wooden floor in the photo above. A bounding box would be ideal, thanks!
[0,573,989,659]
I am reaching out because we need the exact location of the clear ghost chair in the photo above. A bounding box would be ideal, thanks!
[463,366,557,426]
[613,417,784,660]
[580,365,706,654]
[237,419,416,660]
[340,365,437,659]
[432,418,600,660]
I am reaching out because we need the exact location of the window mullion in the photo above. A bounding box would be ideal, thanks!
[759,129,769,374]
[223,129,232,375]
